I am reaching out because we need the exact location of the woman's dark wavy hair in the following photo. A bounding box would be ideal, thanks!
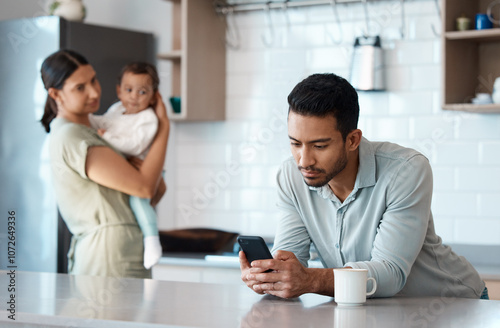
[287,73,359,141]
[40,49,89,133]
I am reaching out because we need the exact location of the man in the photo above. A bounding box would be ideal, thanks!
[240,73,487,300]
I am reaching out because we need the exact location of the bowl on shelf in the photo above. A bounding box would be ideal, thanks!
[471,93,493,105]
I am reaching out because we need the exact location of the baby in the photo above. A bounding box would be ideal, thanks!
[89,62,163,269]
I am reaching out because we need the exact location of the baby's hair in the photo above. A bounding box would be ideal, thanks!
[118,62,159,92]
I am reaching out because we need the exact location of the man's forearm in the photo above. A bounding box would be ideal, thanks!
[308,268,334,297]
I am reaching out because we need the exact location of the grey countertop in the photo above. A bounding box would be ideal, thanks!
[159,253,325,269]
[1,270,499,328]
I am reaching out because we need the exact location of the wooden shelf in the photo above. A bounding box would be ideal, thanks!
[158,50,182,60]
[441,0,500,113]
[160,0,226,121]
[443,103,500,113]
[445,29,500,42]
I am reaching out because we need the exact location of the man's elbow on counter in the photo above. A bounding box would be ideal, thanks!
[370,275,407,298]
[371,284,405,298]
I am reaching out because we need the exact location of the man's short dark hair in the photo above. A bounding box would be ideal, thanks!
[287,73,359,141]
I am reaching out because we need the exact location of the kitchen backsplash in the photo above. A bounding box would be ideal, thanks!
[159,0,500,246]
[3,0,498,246]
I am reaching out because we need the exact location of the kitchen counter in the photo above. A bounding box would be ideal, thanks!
[158,253,324,269]
[159,253,500,279]
[1,270,499,327]
[160,241,500,281]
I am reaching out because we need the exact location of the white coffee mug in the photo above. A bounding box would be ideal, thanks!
[333,268,377,306]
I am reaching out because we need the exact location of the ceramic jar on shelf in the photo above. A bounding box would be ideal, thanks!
[49,0,86,22]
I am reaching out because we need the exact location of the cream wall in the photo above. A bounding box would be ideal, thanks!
[170,0,500,246]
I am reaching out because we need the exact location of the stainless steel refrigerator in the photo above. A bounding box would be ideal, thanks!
[0,16,155,273]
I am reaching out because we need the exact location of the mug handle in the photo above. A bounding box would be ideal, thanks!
[366,277,377,296]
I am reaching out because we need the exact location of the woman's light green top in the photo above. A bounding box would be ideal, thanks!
[49,118,150,278]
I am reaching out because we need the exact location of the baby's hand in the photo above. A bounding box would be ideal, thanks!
[97,129,106,136]
[128,156,143,170]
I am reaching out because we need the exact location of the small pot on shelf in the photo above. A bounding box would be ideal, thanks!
[49,0,86,23]
[492,77,500,104]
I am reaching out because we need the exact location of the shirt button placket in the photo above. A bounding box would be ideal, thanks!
[335,207,345,254]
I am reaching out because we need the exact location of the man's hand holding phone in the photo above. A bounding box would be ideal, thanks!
[238,236,274,295]
[239,250,269,295]
[242,250,316,299]
[238,236,333,299]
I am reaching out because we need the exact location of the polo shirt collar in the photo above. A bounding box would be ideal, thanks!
[356,137,376,189]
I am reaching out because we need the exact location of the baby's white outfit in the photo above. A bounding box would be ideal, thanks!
[89,101,158,159]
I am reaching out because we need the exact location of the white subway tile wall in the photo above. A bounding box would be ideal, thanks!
[157,0,500,246]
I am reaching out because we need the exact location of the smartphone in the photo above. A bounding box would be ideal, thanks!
[237,235,273,264]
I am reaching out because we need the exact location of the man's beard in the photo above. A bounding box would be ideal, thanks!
[298,150,348,188]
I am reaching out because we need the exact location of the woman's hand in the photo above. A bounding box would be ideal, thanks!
[127,156,166,206]
[153,92,169,127]
[150,177,166,207]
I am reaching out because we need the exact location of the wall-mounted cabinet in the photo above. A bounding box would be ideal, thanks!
[442,0,500,113]
[159,0,226,121]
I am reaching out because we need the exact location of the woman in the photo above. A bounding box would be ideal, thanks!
[40,49,169,278]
